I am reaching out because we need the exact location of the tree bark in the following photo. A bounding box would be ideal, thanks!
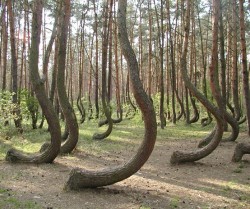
[94,0,99,119]
[65,0,157,189]
[56,0,79,153]
[7,0,22,132]
[232,0,241,121]
[5,0,61,163]
[239,0,250,136]
[170,0,224,164]
[93,0,113,140]
[232,142,250,162]
[218,1,228,132]
[231,0,250,162]
[166,0,177,124]
[1,4,7,91]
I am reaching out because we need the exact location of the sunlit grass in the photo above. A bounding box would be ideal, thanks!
[200,179,250,194]
[0,117,215,160]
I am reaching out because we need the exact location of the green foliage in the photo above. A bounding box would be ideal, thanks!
[0,91,20,126]
[0,90,40,127]
[20,89,39,118]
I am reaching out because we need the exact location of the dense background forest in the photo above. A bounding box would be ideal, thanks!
[0,0,249,130]
[0,0,250,208]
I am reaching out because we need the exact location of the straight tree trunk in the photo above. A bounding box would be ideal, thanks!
[7,0,22,131]
[148,1,152,98]
[232,0,241,121]
[239,0,250,136]
[232,0,250,161]
[94,0,99,119]
[114,12,122,123]
[219,1,228,131]
[1,4,7,91]
[166,0,176,124]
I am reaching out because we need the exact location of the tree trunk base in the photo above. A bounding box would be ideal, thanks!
[198,128,216,148]
[201,117,212,127]
[232,142,250,162]
[5,148,52,163]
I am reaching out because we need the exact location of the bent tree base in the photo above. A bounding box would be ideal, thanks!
[232,142,250,162]
[5,0,61,164]
[64,0,157,189]
[170,0,225,164]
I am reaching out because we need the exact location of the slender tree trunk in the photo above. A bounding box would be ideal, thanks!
[7,0,22,131]
[19,6,27,90]
[114,11,122,123]
[232,0,241,121]
[219,1,228,131]
[107,0,113,102]
[1,4,7,91]
[6,0,61,163]
[93,0,113,140]
[87,35,94,120]
[77,12,87,124]
[196,2,212,127]
[94,0,99,119]
[148,1,152,98]
[166,0,176,124]
[239,0,250,136]
[232,0,250,161]
[56,0,79,153]
[170,0,224,164]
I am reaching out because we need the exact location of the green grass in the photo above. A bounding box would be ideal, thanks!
[169,196,180,208]
[0,118,214,161]
[0,188,41,209]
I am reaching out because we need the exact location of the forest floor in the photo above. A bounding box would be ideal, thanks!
[0,121,250,209]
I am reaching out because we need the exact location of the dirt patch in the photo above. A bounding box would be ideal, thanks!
[0,131,249,209]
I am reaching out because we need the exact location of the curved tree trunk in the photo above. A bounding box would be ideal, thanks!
[232,142,250,162]
[189,92,199,123]
[76,12,87,124]
[196,2,212,127]
[125,73,137,119]
[5,0,61,163]
[170,0,224,164]
[93,1,113,140]
[64,0,157,189]
[39,14,58,129]
[57,0,78,154]
[176,90,185,121]
[198,111,239,148]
